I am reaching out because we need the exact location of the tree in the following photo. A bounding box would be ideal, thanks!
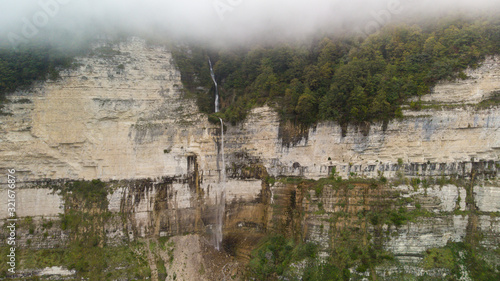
[295,89,318,125]
[347,85,369,122]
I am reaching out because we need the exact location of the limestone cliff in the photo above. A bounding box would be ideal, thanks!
[0,37,499,280]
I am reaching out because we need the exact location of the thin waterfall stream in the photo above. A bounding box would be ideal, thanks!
[215,117,226,251]
[209,57,225,251]
[209,58,219,113]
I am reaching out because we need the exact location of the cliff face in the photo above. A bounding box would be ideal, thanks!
[2,38,498,183]
[0,38,499,280]
[1,37,499,183]
[1,37,201,180]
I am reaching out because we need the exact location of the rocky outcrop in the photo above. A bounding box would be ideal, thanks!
[420,56,500,104]
[1,39,498,184]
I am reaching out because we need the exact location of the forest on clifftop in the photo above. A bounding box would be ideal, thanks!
[1,16,500,127]
[172,16,500,128]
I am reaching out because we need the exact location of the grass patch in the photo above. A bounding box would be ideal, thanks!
[247,235,318,280]
[423,247,455,270]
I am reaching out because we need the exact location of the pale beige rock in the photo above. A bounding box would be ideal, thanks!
[202,179,262,205]
[0,37,209,181]
[164,235,208,281]
[420,56,500,104]
[38,266,75,277]
[107,187,126,213]
[475,185,500,212]
[239,107,499,180]
[394,184,467,212]
[0,38,498,185]
[0,188,63,219]
[427,185,467,212]
[385,215,468,256]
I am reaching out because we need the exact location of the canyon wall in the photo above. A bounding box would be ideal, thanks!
[1,38,498,184]
[0,37,499,279]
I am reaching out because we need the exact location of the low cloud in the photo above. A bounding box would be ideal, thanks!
[1,0,499,47]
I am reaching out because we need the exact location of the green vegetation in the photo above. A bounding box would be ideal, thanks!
[1,17,498,130]
[247,235,319,280]
[91,46,121,58]
[422,242,500,281]
[0,180,151,279]
[247,223,395,280]
[172,16,500,128]
[148,240,168,280]
[477,90,500,108]
[423,247,455,270]
[0,174,496,280]
[255,176,398,280]
[258,175,500,280]
[0,243,152,280]
[166,241,175,265]
[0,42,83,102]
[55,180,149,279]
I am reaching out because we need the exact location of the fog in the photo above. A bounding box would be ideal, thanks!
[1,0,500,47]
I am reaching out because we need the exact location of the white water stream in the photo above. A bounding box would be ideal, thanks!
[214,117,226,251]
[209,57,225,251]
[208,58,219,113]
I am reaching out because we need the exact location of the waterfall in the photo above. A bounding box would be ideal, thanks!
[214,117,226,251]
[208,58,219,113]
[209,56,225,251]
